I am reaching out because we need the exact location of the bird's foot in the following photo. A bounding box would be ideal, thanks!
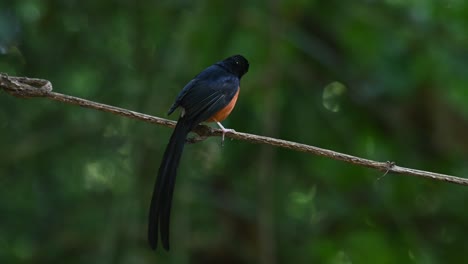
[216,122,235,146]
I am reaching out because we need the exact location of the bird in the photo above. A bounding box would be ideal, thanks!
[148,54,249,251]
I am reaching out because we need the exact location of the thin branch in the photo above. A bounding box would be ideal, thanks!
[2,73,468,186]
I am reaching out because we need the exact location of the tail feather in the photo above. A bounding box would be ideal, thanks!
[148,118,193,250]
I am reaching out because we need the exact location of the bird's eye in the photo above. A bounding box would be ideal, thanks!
[236,61,239,64]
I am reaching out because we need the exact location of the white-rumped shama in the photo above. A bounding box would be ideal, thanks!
[148,55,249,251]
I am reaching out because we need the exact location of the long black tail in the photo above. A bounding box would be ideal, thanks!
[148,117,193,250]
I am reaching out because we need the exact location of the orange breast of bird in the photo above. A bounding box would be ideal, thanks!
[206,88,239,122]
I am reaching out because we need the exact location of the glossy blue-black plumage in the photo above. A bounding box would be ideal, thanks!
[148,55,249,251]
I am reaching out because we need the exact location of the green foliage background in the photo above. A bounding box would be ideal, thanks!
[1,1,468,263]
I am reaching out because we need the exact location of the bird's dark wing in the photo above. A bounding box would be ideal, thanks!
[169,66,240,124]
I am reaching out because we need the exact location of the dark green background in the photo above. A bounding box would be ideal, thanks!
[1,1,468,263]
